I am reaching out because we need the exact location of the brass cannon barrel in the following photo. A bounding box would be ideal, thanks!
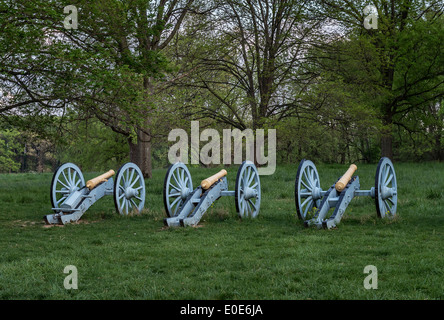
[201,169,228,190]
[86,170,115,190]
[335,164,357,192]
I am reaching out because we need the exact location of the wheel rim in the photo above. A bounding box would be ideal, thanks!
[235,161,261,218]
[295,159,322,220]
[375,157,397,218]
[114,162,145,215]
[51,163,85,209]
[163,162,193,217]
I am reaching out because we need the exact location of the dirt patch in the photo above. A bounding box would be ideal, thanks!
[42,218,103,228]
[160,223,205,231]
[13,220,45,228]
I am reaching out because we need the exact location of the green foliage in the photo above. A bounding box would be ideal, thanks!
[1,0,443,167]
[0,0,177,145]
[55,119,130,172]
[0,129,22,172]
[275,116,381,165]
[311,0,444,159]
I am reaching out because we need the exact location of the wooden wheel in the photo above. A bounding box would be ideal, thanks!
[375,157,397,218]
[294,159,322,220]
[51,163,85,209]
[163,162,193,217]
[235,161,261,218]
[114,162,145,215]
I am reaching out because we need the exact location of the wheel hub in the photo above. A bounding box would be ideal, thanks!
[311,186,322,200]
[381,186,396,200]
[244,187,257,200]
[124,187,138,199]
[180,187,191,200]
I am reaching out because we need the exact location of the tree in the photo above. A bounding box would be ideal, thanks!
[176,0,323,130]
[0,0,198,177]
[316,0,444,160]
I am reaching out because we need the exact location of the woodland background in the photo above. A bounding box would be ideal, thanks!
[1,0,443,175]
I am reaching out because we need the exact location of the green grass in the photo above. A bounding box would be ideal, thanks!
[0,162,443,300]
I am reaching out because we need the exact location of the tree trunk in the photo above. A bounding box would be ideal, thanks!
[381,111,394,161]
[129,137,141,172]
[21,144,27,172]
[139,125,152,179]
[381,133,393,160]
[37,146,44,173]
[435,133,442,162]
[128,76,154,179]
[129,127,152,179]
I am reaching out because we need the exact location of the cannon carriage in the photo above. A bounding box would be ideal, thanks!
[295,157,398,229]
[44,162,145,225]
[163,161,261,227]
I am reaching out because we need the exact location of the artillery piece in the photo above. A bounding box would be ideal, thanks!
[163,161,261,227]
[44,162,145,225]
[294,157,397,229]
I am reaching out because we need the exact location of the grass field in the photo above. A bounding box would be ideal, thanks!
[0,162,443,300]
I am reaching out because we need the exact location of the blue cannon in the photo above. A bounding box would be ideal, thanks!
[294,157,398,229]
[44,162,146,225]
[163,161,261,227]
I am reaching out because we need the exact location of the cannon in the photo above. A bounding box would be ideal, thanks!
[294,157,397,229]
[163,161,261,227]
[44,162,146,225]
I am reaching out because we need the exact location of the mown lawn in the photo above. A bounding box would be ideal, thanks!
[0,161,443,299]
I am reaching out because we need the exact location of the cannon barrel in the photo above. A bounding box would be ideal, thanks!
[86,170,115,190]
[335,164,357,192]
[201,169,227,190]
